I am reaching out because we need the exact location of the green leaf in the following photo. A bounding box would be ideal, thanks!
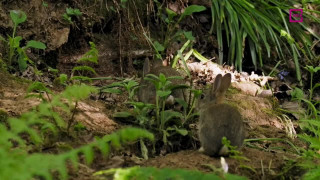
[154,41,165,52]
[82,146,94,164]
[157,90,171,98]
[180,5,206,21]
[162,110,183,127]
[18,55,27,72]
[59,74,68,84]
[159,73,167,83]
[291,87,304,100]
[78,42,98,64]
[173,126,188,136]
[113,112,133,118]
[166,8,177,21]
[175,98,188,109]
[26,40,46,49]
[27,81,52,94]
[10,10,27,25]
[62,84,97,101]
[183,31,195,41]
[72,65,97,74]
[192,49,208,62]
[13,36,22,47]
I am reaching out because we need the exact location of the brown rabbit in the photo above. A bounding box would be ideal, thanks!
[138,58,184,106]
[197,73,245,156]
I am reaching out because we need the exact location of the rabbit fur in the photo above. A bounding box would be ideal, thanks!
[197,73,245,156]
[138,58,184,106]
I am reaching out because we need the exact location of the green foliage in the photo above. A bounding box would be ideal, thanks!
[63,8,82,24]
[146,2,206,59]
[100,79,139,101]
[94,166,248,180]
[26,82,97,132]
[209,0,319,84]
[0,121,153,180]
[66,42,99,84]
[78,42,98,64]
[286,65,320,179]
[0,10,46,72]
[222,137,250,164]
[0,78,153,179]
[114,73,197,154]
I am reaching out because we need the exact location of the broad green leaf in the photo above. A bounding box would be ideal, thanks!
[180,5,206,21]
[154,41,165,52]
[173,126,188,136]
[183,31,195,41]
[157,90,171,98]
[18,55,27,72]
[10,10,27,25]
[26,40,46,49]
[175,98,188,109]
[13,36,22,47]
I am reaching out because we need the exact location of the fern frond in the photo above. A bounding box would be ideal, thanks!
[72,65,97,74]
[77,41,98,64]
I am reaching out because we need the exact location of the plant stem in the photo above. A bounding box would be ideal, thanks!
[67,101,78,134]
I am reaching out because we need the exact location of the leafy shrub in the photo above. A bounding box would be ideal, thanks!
[146,4,206,59]
[288,65,320,179]
[63,8,82,24]
[114,73,199,156]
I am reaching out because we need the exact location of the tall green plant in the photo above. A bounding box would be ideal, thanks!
[209,0,320,85]
[146,3,206,59]
[0,10,46,71]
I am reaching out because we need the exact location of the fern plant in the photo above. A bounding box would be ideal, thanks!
[26,82,98,134]
[69,41,99,83]
[1,81,154,179]
[0,120,153,180]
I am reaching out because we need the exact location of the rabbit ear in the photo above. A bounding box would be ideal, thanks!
[143,58,151,77]
[217,73,231,94]
[211,74,222,94]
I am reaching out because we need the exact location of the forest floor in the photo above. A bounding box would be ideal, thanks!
[0,70,306,180]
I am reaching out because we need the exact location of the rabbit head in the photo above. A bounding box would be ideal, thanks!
[197,73,231,110]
